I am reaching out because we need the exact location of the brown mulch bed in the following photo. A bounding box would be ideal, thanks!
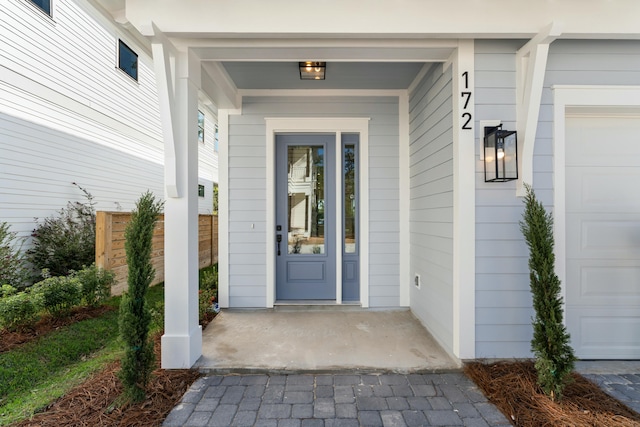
[11,334,201,427]
[465,361,640,427]
[4,311,218,427]
[0,305,116,353]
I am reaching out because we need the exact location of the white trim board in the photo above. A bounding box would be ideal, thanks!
[451,40,476,359]
[265,117,370,308]
[552,85,640,306]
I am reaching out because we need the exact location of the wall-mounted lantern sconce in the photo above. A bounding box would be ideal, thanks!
[299,62,326,80]
[484,125,518,182]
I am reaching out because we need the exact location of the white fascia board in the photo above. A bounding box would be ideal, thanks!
[123,0,640,40]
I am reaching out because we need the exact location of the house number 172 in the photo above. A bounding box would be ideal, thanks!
[461,71,472,130]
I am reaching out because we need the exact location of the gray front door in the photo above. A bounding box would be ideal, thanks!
[276,134,336,300]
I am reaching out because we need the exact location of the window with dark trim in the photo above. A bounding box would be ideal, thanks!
[214,124,219,152]
[198,111,205,143]
[198,185,205,197]
[29,0,51,16]
[118,40,138,81]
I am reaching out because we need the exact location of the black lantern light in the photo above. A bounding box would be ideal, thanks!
[299,62,326,80]
[484,125,518,182]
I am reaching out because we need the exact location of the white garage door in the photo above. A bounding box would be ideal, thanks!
[565,114,640,359]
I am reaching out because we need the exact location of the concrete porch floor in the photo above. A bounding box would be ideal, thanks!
[194,307,460,373]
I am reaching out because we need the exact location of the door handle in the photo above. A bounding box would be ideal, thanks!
[276,234,282,256]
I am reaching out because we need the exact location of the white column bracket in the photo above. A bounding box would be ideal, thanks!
[149,24,180,198]
[516,21,563,195]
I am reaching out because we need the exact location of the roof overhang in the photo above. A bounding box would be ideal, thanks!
[101,0,640,41]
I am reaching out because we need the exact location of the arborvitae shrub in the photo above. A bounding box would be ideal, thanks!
[118,191,163,402]
[520,183,576,401]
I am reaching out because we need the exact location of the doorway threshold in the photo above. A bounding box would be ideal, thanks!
[274,300,363,311]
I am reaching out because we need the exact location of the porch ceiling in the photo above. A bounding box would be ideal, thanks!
[219,61,426,90]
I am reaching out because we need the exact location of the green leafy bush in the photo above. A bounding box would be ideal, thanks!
[27,183,96,279]
[200,264,218,291]
[1,284,18,298]
[198,288,217,321]
[73,263,115,307]
[0,222,30,289]
[32,275,82,317]
[0,291,39,331]
[119,191,163,402]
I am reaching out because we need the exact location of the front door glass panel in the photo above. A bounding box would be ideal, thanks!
[344,143,356,254]
[287,146,325,254]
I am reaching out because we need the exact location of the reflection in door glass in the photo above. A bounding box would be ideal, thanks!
[287,146,324,254]
[344,143,356,253]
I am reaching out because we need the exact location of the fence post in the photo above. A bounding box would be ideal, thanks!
[212,214,218,263]
[95,211,111,271]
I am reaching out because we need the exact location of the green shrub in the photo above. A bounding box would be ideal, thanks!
[520,183,576,401]
[73,263,115,307]
[27,183,96,279]
[32,276,82,317]
[0,222,30,289]
[1,284,18,298]
[199,288,217,321]
[0,291,39,331]
[200,264,218,291]
[119,191,163,402]
[149,299,164,332]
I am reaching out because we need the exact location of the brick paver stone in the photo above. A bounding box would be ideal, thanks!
[162,372,576,427]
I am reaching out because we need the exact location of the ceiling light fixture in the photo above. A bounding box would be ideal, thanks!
[299,62,326,80]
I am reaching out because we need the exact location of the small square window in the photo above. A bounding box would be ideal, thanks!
[118,40,138,81]
[198,185,205,197]
[214,124,219,152]
[198,111,205,144]
[29,0,51,16]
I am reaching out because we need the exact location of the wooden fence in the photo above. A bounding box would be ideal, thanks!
[96,212,218,295]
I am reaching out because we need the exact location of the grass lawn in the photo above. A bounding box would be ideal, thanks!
[0,285,164,426]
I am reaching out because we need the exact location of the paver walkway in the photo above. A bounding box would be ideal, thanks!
[163,372,512,427]
[583,373,640,414]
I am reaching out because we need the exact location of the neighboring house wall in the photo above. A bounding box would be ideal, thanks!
[198,107,219,214]
[0,0,217,249]
[474,39,640,358]
[227,95,400,307]
[408,64,455,353]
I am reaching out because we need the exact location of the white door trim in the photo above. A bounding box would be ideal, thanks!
[265,117,370,308]
[552,85,640,303]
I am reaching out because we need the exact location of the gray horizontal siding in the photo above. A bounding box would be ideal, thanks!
[474,39,640,358]
[408,64,454,354]
[228,96,400,308]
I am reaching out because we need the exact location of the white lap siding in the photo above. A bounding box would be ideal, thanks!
[0,0,216,245]
[227,96,400,308]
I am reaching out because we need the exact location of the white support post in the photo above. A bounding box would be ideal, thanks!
[451,39,476,360]
[516,22,562,195]
[160,48,203,369]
